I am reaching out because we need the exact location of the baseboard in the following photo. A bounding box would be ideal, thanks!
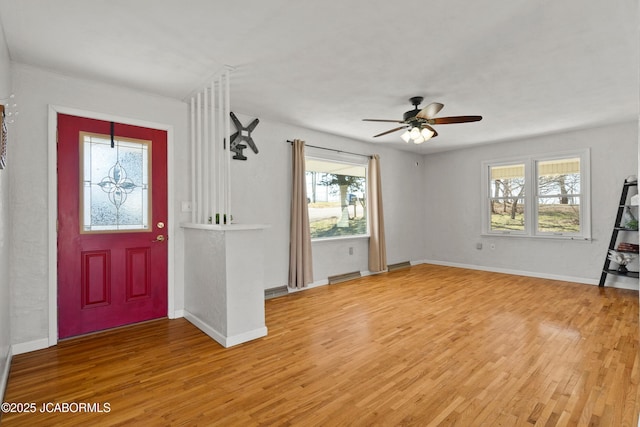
[170,309,185,319]
[11,337,50,355]
[420,259,639,290]
[598,278,639,291]
[279,260,631,297]
[1,346,12,402]
[183,310,267,348]
[225,327,268,347]
[183,311,227,347]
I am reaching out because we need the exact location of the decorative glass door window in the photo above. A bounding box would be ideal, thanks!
[81,132,151,232]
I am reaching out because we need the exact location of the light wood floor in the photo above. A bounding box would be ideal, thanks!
[3,264,639,426]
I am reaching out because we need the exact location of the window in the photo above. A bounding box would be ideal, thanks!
[81,132,151,233]
[488,163,526,233]
[482,150,590,239]
[536,157,582,234]
[305,154,367,239]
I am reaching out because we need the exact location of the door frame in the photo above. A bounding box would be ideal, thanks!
[47,105,176,346]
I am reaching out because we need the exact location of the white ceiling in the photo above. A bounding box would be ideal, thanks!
[0,0,637,154]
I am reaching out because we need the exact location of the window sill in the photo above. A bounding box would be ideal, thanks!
[481,232,592,242]
[181,222,269,231]
[311,234,370,243]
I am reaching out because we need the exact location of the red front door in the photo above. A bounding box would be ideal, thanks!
[57,114,168,339]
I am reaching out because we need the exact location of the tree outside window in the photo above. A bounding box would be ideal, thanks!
[305,158,367,239]
[483,151,590,239]
[536,158,581,234]
[490,163,526,232]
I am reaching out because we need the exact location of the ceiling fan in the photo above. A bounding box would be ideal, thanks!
[363,96,482,144]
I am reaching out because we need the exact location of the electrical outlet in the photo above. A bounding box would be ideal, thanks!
[349,247,354,255]
[476,243,483,250]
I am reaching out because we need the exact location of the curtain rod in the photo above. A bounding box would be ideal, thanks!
[286,140,373,159]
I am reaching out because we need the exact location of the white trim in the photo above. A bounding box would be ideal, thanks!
[180,222,269,231]
[423,258,594,284]
[183,311,226,346]
[11,338,49,355]
[183,310,267,348]
[481,149,591,239]
[283,258,635,297]
[47,108,58,345]
[480,157,527,237]
[311,234,370,243]
[421,259,638,290]
[479,233,593,242]
[171,309,185,319]
[226,328,269,348]
[47,105,176,347]
[282,259,636,297]
[534,150,591,239]
[305,147,369,166]
[0,346,12,401]
[305,152,369,240]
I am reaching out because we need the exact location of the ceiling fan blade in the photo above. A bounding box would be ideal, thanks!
[429,115,482,124]
[373,125,408,138]
[363,119,405,123]
[416,102,444,120]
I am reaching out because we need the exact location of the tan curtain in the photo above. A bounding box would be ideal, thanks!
[368,154,387,272]
[288,139,313,288]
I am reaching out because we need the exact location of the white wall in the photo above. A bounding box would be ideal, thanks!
[422,121,639,289]
[8,65,427,350]
[10,64,189,346]
[228,112,426,287]
[0,20,12,398]
[10,61,631,354]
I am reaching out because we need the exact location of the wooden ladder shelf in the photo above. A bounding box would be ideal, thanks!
[599,180,639,286]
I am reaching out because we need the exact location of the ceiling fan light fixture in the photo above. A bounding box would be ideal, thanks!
[402,126,432,144]
[409,127,421,139]
[420,127,434,140]
[400,130,411,143]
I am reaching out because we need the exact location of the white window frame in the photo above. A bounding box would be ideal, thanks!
[481,149,591,240]
[305,147,369,241]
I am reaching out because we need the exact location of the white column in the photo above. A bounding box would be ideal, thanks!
[189,97,196,223]
[224,68,232,222]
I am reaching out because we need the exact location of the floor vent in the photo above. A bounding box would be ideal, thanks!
[264,286,288,300]
[328,271,361,285]
[388,261,411,272]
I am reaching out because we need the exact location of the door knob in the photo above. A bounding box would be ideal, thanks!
[153,234,166,242]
